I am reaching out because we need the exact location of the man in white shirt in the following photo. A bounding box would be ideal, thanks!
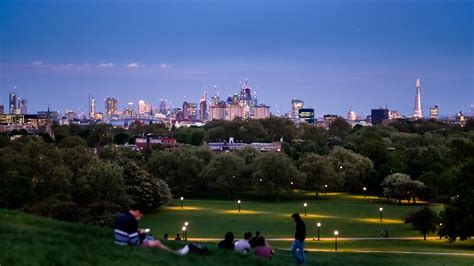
[234,232,252,254]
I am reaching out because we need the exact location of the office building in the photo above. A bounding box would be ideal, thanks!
[413,79,423,119]
[105,97,118,116]
[9,92,17,114]
[430,105,439,120]
[371,108,389,125]
[254,105,271,119]
[291,99,304,119]
[299,108,315,124]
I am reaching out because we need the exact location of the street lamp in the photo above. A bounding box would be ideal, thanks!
[303,203,308,216]
[324,184,328,194]
[181,226,186,240]
[334,231,339,252]
[317,222,321,241]
[238,200,241,213]
[180,197,184,209]
[379,207,383,222]
[363,187,367,198]
[184,222,189,240]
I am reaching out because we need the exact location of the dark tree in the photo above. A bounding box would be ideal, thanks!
[405,206,438,240]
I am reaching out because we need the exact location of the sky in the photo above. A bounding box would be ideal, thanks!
[0,0,473,117]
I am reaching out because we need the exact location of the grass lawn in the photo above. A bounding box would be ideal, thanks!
[1,193,473,265]
[141,193,443,239]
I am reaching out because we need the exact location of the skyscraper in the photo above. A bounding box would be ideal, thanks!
[105,97,118,116]
[413,79,423,119]
[371,108,389,125]
[291,99,304,119]
[18,98,28,114]
[0,105,4,115]
[199,91,208,122]
[9,92,17,114]
[90,97,96,119]
[429,105,439,120]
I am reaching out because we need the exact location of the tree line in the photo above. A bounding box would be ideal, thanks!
[0,117,472,241]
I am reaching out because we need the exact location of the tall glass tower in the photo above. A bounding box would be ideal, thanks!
[413,79,423,119]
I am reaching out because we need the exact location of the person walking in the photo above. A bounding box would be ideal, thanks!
[291,213,306,265]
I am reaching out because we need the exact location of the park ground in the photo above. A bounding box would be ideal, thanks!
[1,193,473,265]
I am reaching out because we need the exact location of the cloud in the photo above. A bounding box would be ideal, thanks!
[32,61,43,65]
[127,63,139,68]
[159,63,171,69]
[97,63,114,67]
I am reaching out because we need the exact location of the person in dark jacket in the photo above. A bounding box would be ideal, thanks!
[218,231,235,250]
[114,204,172,252]
[290,213,306,265]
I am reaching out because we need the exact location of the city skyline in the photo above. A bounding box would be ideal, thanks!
[1,0,472,116]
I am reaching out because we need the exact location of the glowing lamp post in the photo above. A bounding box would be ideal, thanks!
[238,200,241,213]
[324,184,328,194]
[334,231,339,252]
[303,203,308,216]
[379,207,384,222]
[184,222,189,240]
[181,226,186,240]
[317,222,321,241]
[363,187,367,198]
[180,197,184,209]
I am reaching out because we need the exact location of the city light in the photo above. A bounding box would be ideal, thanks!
[317,222,321,241]
[303,203,308,216]
[379,207,384,222]
[334,230,339,252]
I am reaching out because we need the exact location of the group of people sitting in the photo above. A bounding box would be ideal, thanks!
[218,231,275,259]
[114,205,306,264]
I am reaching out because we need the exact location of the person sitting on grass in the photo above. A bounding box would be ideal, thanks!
[175,233,182,241]
[114,204,172,252]
[218,231,235,250]
[254,237,275,259]
[249,231,262,248]
[163,233,169,240]
[234,232,252,254]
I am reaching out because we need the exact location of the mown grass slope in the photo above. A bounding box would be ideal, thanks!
[1,208,473,266]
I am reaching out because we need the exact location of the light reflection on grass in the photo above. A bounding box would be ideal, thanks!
[164,206,202,211]
[356,218,404,224]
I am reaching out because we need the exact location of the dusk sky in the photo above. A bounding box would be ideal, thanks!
[0,0,472,117]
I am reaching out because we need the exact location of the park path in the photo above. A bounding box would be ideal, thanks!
[187,236,440,241]
[186,237,474,257]
[302,249,474,257]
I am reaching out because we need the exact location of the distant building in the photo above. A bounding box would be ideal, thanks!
[138,99,152,115]
[0,114,48,132]
[291,99,304,120]
[226,105,244,121]
[64,110,77,121]
[199,91,208,122]
[413,79,423,119]
[371,108,389,125]
[299,108,315,124]
[18,98,28,114]
[323,114,339,127]
[90,97,96,119]
[105,97,118,116]
[209,102,226,120]
[207,137,282,153]
[135,136,177,150]
[37,110,61,122]
[430,105,439,120]
[9,92,17,114]
[254,105,271,119]
[347,107,357,121]
[0,105,4,115]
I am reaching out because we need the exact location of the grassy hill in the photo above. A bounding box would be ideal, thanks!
[1,208,473,266]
